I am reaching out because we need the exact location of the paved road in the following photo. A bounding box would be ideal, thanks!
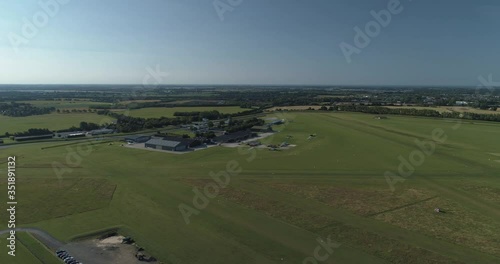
[0,228,64,250]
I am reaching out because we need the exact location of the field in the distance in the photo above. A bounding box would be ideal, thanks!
[267,105,499,115]
[1,106,247,135]
[115,106,248,118]
[2,112,500,263]
[19,100,113,110]
[0,113,115,135]
[386,105,499,114]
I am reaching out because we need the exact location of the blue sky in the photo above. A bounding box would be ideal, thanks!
[0,0,499,85]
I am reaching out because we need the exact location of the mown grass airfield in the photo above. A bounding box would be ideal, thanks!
[2,110,500,263]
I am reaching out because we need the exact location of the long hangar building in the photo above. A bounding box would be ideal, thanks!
[145,137,191,152]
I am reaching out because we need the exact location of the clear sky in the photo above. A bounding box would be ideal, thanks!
[0,0,499,86]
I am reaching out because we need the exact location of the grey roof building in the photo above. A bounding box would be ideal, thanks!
[124,135,151,143]
[214,130,255,143]
[89,128,114,135]
[145,138,190,152]
[57,131,86,138]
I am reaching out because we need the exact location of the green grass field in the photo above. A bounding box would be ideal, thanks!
[19,100,113,110]
[0,233,61,264]
[1,106,245,135]
[0,234,43,264]
[115,106,248,118]
[1,113,115,135]
[2,112,500,263]
[15,233,62,264]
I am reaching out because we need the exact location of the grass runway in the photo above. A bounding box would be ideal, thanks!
[1,112,500,263]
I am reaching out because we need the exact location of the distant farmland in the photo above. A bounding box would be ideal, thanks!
[0,106,248,135]
[19,100,113,110]
[386,105,499,114]
[115,106,248,118]
[0,113,115,135]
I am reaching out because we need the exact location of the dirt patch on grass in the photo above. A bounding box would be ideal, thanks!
[268,182,500,257]
[460,185,500,202]
[268,183,434,216]
[374,197,500,257]
[100,235,125,245]
[182,179,464,264]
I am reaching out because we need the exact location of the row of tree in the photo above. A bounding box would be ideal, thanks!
[96,108,265,133]
[0,103,54,117]
[173,108,263,121]
[56,122,102,132]
[10,128,52,137]
[226,118,265,133]
[174,110,223,120]
[56,109,98,113]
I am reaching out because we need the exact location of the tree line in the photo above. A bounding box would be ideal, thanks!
[95,108,265,133]
[0,103,54,117]
[173,108,262,121]
[10,128,53,137]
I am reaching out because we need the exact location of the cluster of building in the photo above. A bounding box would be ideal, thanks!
[10,128,115,142]
[213,130,255,144]
[125,135,195,152]
[145,137,193,152]
[130,117,281,152]
[124,129,258,152]
[6,118,282,150]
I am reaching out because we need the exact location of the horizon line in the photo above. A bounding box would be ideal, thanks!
[0,84,490,88]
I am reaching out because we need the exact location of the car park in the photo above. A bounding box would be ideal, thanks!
[55,250,82,264]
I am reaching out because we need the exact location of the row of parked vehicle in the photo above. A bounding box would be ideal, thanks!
[56,250,83,264]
